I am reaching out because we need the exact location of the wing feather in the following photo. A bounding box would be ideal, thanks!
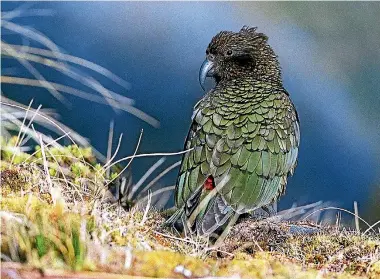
[174,84,300,234]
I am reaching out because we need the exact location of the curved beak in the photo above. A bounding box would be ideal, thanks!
[199,59,215,91]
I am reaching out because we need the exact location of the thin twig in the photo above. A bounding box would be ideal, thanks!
[103,134,123,171]
[105,120,114,179]
[36,130,53,191]
[10,99,33,164]
[22,132,71,164]
[140,191,152,226]
[104,130,143,188]
[14,104,42,156]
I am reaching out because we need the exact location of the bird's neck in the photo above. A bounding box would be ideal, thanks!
[217,73,283,91]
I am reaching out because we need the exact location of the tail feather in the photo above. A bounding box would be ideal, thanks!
[167,174,237,237]
[165,193,235,237]
[197,194,234,235]
[164,206,187,233]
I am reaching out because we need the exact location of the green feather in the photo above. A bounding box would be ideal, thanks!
[251,136,261,150]
[230,147,242,165]
[212,113,223,126]
[269,153,278,178]
[238,146,251,167]
[267,139,275,153]
[201,161,209,175]
[219,152,231,166]
[189,165,201,190]
[247,152,261,173]
[258,137,267,150]
[206,134,217,148]
[203,119,213,133]
[247,121,258,133]
[215,160,232,177]
[194,146,203,163]
[261,150,271,177]
[219,167,242,196]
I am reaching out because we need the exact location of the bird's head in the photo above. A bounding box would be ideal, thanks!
[199,26,281,90]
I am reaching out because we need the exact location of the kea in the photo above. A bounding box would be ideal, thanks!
[166,26,300,238]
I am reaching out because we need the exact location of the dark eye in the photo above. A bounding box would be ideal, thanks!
[226,50,233,56]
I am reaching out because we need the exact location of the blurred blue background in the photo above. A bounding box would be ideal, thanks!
[2,2,380,222]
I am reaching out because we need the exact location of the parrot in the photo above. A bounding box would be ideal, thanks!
[166,26,300,237]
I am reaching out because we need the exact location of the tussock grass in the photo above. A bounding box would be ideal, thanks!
[1,6,380,279]
[2,138,380,279]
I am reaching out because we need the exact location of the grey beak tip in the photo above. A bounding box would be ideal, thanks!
[200,83,206,92]
[199,59,214,91]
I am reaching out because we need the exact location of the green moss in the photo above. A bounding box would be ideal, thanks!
[1,195,95,270]
[369,260,380,279]
[130,250,210,278]
[1,137,379,278]
[223,219,380,278]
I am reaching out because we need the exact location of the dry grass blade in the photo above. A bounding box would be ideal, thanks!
[213,212,239,248]
[140,191,152,226]
[4,43,131,90]
[10,99,34,163]
[129,157,166,200]
[2,76,127,108]
[2,8,53,19]
[136,185,175,206]
[14,104,42,152]
[30,154,101,174]
[2,44,131,110]
[22,132,70,163]
[3,105,69,153]
[302,206,375,233]
[2,42,68,104]
[1,3,34,20]
[103,134,123,170]
[188,175,230,227]
[364,219,380,235]
[105,120,115,178]
[104,129,144,188]
[1,99,108,161]
[2,21,159,126]
[354,201,360,233]
[2,99,86,146]
[2,20,65,63]
[265,201,324,223]
[2,76,159,127]
[137,160,181,199]
[1,3,53,20]
[37,132,53,191]
[104,148,193,173]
